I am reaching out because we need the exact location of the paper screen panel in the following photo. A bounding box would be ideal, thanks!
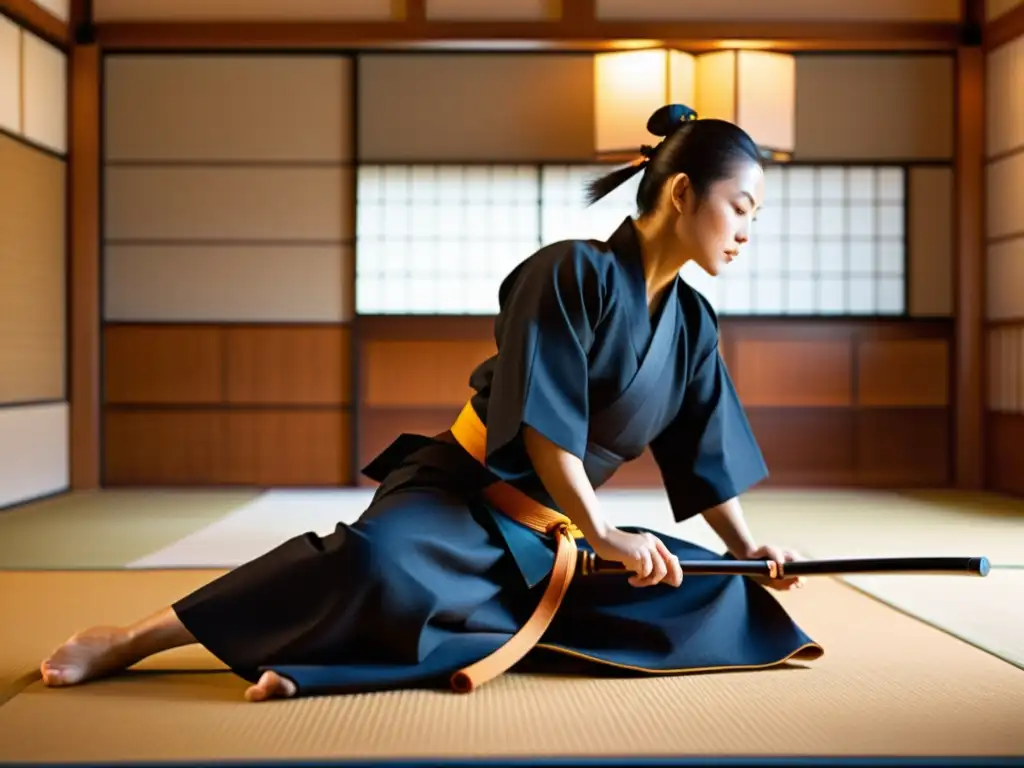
[104,166,350,242]
[356,165,540,314]
[793,56,954,161]
[357,54,595,162]
[0,403,68,508]
[0,134,65,403]
[104,245,350,322]
[104,55,352,162]
[21,30,65,155]
[986,35,1024,159]
[986,152,1024,241]
[0,17,19,136]
[356,163,907,316]
[987,238,1024,321]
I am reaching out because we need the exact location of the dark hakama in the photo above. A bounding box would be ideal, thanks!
[172,217,824,696]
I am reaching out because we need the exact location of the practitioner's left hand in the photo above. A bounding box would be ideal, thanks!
[743,545,805,591]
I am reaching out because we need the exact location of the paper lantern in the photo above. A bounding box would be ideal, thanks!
[594,47,796,162]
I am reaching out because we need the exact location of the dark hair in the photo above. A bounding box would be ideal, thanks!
[585,104,762,214]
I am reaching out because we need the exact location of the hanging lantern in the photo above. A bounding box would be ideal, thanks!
[594,47,796,162]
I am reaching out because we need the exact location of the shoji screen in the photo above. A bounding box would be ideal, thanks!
[101,54,355,486]
[985,26,1024,494]
[0,13,68,508]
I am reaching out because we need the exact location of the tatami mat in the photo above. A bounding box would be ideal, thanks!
[110,488,1024,674]
[0,569,226,703]
[0,490,257,569]
[0,569,1022,763]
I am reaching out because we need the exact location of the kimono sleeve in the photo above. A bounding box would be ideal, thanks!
[650,345,769,522]
[482,243,603,480]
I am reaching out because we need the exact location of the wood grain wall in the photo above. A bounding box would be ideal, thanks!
[357,317,952,489]
[984,10,1024,495]
[103,324,351,485]
[99,50,958,491]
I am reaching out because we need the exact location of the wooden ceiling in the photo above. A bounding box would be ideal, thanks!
[0,0,980,51]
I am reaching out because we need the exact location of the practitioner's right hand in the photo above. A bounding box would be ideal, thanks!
[590,528,683,588]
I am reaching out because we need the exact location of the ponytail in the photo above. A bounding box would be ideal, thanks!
[584,161,647,206]
[584,104,761,215]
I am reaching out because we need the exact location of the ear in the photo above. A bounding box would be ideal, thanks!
[667,173,692,213]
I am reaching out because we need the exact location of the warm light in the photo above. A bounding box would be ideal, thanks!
[594,48,695,157]
[594,47,796,160]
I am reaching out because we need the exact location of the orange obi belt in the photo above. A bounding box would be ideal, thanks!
[447,400,583,693]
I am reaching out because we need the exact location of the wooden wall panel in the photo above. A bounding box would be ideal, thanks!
[94,0,393,21]
[104,410,225,485]
[357,407,461,476]
[224,326,349,405]
[733,340,852,406]
[363,340,496,407]
[355,317,954,490]
[102,324,353,486]
[104,325,222,404]
[223,410,348,486]
[857,408,950,486]
[746,408,857,485]
[987,412,1024,495]
[857,339,950,406]
[595,0,960,21]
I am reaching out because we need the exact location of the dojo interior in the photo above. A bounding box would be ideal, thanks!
[1,0,1023,765]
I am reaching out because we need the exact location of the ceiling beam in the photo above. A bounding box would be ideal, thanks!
[94,18,963,53]
[0,0,69,47]
[985,1,1024,51]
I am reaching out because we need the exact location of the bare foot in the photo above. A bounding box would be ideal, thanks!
[244,670,298,702]
[40,626,141,686]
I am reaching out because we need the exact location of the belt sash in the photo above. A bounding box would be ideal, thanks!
[448,401,584,693]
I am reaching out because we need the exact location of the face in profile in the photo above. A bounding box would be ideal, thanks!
[682,160,764,277]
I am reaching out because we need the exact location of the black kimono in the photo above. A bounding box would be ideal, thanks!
[173,217,823,696]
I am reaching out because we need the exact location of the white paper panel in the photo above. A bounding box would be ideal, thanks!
[987,151,1024,240]
[794,56,954,161]
[0,17,19,136]
[986,35,1024,159]
[104,55,352,162]
[31,0,70,21]
[0,402,68,508]
[21,31,65,154]
[427,0,552,19]
[987,0,1023,21]
[356,163,907,316]
[358,54,595,161]
[105,166,351,241]
[987,237,1024,320]
[596,0,959,20]
[104,244,351,322]
[93,0,392,20]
